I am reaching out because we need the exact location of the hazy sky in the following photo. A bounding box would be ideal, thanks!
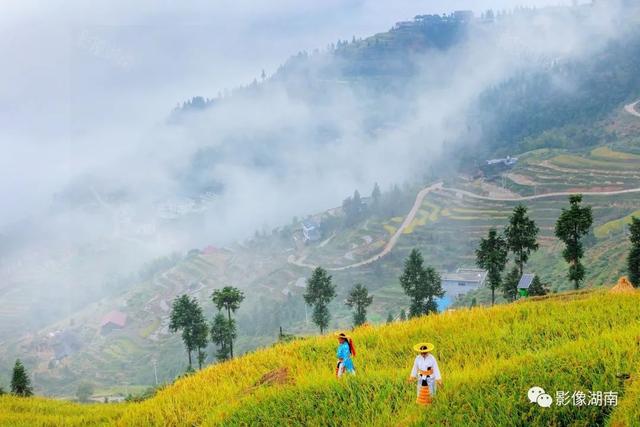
[0,0,584,227]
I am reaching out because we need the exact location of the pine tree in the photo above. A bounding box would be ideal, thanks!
[343,190,365,226]
[211,286,244,358]
[628,216,640,287]
[386,312,394,323]
[399,249,444,317]
[504,205,539,277]
[555,195,593,289]
[345,284,373,327]
[303,267,336,333]
[371,183,382,213]
[11,359,33,397]
[528,276,549,296]
[399,309,407,321]
[476,228,508,305]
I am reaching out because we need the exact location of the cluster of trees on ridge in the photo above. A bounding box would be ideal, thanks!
[475,195,597,305]
[168,286,245,370]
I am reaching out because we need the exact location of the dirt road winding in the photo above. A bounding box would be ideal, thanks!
[288,183,443,271]
[288,182,640,272]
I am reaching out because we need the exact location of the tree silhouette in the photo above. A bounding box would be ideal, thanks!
[169,295,208,369]
[211,286,244,358]
[345,284,373,327]
[555,195,593,289]
[476,228,508,306]
[11,359,32,397]
[303,267,336,333]
[399,249,444,317]
[504,204,539,277]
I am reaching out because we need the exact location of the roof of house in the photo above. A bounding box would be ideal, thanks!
[442,268,488,284]
[100,311,127,328]
[302,219,320,230]
[518,274,536,289]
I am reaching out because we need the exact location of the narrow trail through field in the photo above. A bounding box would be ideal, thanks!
[288,182,640,271]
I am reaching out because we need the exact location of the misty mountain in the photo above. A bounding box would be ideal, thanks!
[172,3,640,182]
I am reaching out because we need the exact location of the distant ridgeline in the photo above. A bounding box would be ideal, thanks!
[169,10,479,119]
[171,4,640,159]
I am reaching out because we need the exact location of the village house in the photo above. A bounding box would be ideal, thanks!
[100,311,127,335]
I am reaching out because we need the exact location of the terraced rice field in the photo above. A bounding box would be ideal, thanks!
[3,290,640,426]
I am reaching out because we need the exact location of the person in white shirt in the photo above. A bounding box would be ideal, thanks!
[408,342,443,402]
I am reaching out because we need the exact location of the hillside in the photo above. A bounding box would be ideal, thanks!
[5,129,640,396]
[2,289,639,426]
[5,2,640,398]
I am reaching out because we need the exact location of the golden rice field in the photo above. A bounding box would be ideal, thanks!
[591,146,640,161]
[549,154,640,171]
[2,289,640,426]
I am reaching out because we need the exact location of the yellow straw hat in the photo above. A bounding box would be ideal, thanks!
[413,342,435,353]
[334,331,350,339]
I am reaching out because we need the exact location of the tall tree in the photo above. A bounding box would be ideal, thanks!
[399,249,444,317]
[628,216,640,287]
[210,313,235,361]
[555,195,593,289]
[211,286,244,358]
[169,295,207,369]
[502,266,520,302]
[11,359,33,397]
[504,205,539,277]
[342,190,366,226]
[371,182,382,212]
[345,284,373,327]
[386,312,394,324]
[476,228,508,306]
[303,267,336,333]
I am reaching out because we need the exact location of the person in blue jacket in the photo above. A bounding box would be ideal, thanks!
[335,332,356,378]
